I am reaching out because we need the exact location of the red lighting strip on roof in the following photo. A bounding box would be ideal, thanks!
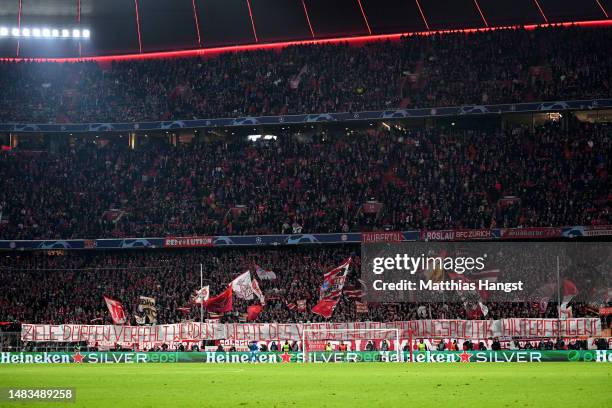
[302,0,315,39]
[532,0,549,23]
[245,0,258,43]
[414,0,430,31]
[192,0,202,47]
[473,0,489,27]
[2,19,611,63]
[16,0,22,57]
[77,0,81,56]
[134,0,143,53]
[356,0,372,35]
[595,0,609,18]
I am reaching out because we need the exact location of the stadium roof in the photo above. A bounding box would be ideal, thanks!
[0,0,609,59]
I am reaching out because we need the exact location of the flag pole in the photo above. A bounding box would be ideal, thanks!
[556,255,561,322]
[200,263,204,324]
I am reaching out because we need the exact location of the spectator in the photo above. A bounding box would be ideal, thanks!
[0,26,609,124]
[1,120,609,240]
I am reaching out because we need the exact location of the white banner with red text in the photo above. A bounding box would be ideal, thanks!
[21,318,601,344]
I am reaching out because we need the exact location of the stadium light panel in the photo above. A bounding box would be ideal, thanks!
[0,26,87,40]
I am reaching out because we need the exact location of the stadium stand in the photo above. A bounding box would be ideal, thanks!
[1,121,610,239]
[0,26,610,124]
[0,246,599,325]
[0,23,610,355]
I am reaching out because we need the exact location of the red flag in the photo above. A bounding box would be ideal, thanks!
[205,285,233,313]
[562,279,578,305]
[103,296,127,324]
[247,304,263,321]
[311,299,338,319]
[312,258,351,319]
[355,301,369,314]
[344,286,363,299]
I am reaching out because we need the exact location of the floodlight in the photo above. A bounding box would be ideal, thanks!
[42,28,51,38]
[72,29,80,38]
[0,27,8,36]
[22,28,31,37]
[62,29,69,38]
[32,28,41,37]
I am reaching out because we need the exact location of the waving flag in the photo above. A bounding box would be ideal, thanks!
[137,296,158,325]
[251,279,265,305]
[205,285,233,313]
[232,271,254,300]
[103,296,127,325]
[470,269,501,283]
[344,285,363,299]
[478,302,489,317]
[561,279,578,307]
[247,304,263,321]
[312,258,352,318]
[255,265,276,280]
[193,286,210,305]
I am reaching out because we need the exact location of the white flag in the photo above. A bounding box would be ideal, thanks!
[232,271,254,300]
[103,296,127,325]
[194,286,210,305]
[251,279,265,305]
[558,304,573,320]
[478,302,489,317]
[255,265,276,280]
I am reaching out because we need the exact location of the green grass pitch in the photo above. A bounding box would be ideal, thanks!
[0,363,610,408]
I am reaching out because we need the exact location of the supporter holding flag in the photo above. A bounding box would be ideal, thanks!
[103,296,127,325]
[312,258,352,318]
[205,286,233,313]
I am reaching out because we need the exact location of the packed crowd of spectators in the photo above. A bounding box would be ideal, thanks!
[0,25,610,124]
[1,245,606,326]
[1,120,610,239]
